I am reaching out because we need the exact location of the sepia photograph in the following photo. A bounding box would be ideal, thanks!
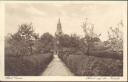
[0,0,127,81]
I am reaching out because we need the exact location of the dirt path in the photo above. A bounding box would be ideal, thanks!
[41,55,74,76]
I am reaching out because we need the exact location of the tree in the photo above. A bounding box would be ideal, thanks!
[57,33,87,54]
[70,34,81,49]
[9,23,38,56]
[107,20,123,52]
[39,32,54,53]
[58,34,70,48]
[81,18,101,55]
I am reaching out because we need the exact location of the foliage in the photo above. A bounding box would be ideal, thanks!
[59,52,123,76]
[5,23,54,76]
[5,53,53,76]
[6,23,39,56]
[58,34,71,48]
[5,18,124,76]
[107,20,123,52]
[58,34,86,53]
[81,18,101,55]
[38,32,54,53]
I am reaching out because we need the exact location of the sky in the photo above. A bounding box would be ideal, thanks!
[5,2,127,41]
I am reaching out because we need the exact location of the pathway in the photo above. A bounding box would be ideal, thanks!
[41,55,74,76]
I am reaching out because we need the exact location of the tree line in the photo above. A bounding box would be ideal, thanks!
[5,18,123,56]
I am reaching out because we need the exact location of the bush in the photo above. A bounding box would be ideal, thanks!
[89,50,123,60]
[5,53,53,76]
[5,24,54,76]
[58,52,123,76]
[6,24,39,56]
[38,32,54,53]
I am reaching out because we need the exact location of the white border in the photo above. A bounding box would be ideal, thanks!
[0,1,127,81]
[0,2,5,81]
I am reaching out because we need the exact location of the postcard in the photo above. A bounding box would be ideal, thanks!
[0,0,127,81]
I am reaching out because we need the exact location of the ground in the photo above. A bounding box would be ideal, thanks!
[41,55,74,76]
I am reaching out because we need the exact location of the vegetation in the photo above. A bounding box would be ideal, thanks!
[59,54,123,76]
[5,19,123,76]
[5,23,39,56]
[58,33,123,76]
[107,20,123,52]
[58,19,123,76]
[5,23,54,76]
[81,18,101,55]
[35,32,54,54]
[5,53,53,76]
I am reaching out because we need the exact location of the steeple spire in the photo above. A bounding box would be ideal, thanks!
[55,18,63,36]
[58,18,61,24]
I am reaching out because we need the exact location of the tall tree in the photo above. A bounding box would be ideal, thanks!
[39,32,54,53]
[81,18,101,55]
[10,23,38,56]
[107,20,123,52]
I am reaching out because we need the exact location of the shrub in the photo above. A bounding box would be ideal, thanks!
[59,52,123,76]
[5,53,53,76]
[37,32,54,53]
[5,24,54,76]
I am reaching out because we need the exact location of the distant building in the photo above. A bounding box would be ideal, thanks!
[55,18,63,36]
[54,18,63,55]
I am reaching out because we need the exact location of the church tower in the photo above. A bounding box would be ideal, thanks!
[55,18,63,36]
[54,18,63,55]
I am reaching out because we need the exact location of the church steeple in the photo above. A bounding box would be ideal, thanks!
[58,18,61,24]
[55,18,63,36]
